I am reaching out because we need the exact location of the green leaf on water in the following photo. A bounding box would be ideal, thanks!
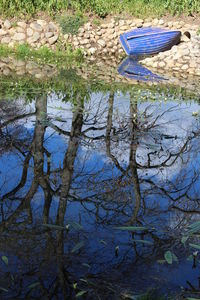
[157,260,166,264]
[69,221,83,230]
[189,243,200,250]
[172,253,178,262]
[164,251,173,264]
[186,298,200,300]
[188,221,200,229]
[76,290,87,297]
[181,236,188,244]
[82,263,90,268]
[73,282,77,289]
[42,223,65,230]
[187,222,200,235]
[1,256,8,266]
[114,226,147,232]
[0,287,8,292]
[187,255,193,261]
[28,282,40,290]
[99,239,107,245]
[132,239,153,245]
[71,241,85,253]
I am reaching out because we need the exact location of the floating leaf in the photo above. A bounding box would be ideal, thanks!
[69,222,83,230]
[157,260,166,264]
[187,222,200,235]
[114,226,147,232]
[76,290,87,298]
[132,239,153,245]
[28,282,40,290]
[80,279,88,283]
[71,241,85,253]
[164,251,173,264]
[73,282,77,289]
[115,246,119,257]
[42,223,65,230]
[172,253,178,262]
[181,236,188,244]
[1,256,8,266]
[82,263,90,268]
[189,243,200,250]
[188,221,200,229]
[0,287,8,292]
[99,240,107,245]
[187,255,193,261]
[187,298,200,300]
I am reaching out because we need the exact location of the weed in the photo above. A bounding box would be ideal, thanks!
[56,14,87,35]
[93,18,101,27]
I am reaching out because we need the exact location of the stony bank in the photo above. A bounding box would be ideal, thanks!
[0,16,200,77]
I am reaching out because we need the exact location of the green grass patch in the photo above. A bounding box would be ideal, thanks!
[0,0,200,18]
[0,43,84,66]
[56,13,88,35]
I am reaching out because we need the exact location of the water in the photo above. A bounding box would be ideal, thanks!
[1,64,200,299]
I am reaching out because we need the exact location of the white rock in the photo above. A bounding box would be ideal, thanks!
[97,39,106,47]
[88,47,97,55]
[13,32,26,41]
[30,22,43,32]
[48,34,58,45]
[27,28,33,37]
[0,29,7,36]
[17,21,27,29]
[4,20,11,29]
[1,36,11,43]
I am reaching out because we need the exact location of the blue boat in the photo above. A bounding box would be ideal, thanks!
[119,27,181,56]
[118,56,166,82]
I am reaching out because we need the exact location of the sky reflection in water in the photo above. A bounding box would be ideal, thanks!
[0,79,200,299]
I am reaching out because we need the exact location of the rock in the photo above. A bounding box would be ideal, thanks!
[159,61,166,68]
[1,36,11,44]
[181,34,190,42]
[159,19,165,25]
[45,31,54,38]
[4,20,11,29]
[0,29,7,36]
[48,34,58,45]
[108,23,115,29]
[13,32,26,41]
[101,23,108,29]
[37,19,47,27]
[182,64,189,70]
[97,39,106,47]
[64,34,69,40]
[27,28,33,37]
[31,31,41,42]
[3,68,10,75]
[88,47,97,55]
[30,22,43,32]
[8,28,16,35]
[16,26,25,33]
[17,21,27,29]
[47,22,57,32]
[137,23,143,28]
[80,39,89,45]
[13,59,26,67]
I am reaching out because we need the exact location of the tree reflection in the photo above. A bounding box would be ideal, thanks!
[0,86,200,298]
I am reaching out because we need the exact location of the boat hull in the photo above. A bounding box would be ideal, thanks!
[118,57,165,82]
[119,27,181,55]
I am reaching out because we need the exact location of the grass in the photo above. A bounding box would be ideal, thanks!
[0,0,200,18]
[56,13,88,35]
[0,43,84,65]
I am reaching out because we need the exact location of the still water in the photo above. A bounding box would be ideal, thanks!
[1,67,200,299]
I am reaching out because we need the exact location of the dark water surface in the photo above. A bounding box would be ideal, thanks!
[1,68,200,299]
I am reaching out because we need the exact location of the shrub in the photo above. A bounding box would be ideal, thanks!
[56,14,87,35]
